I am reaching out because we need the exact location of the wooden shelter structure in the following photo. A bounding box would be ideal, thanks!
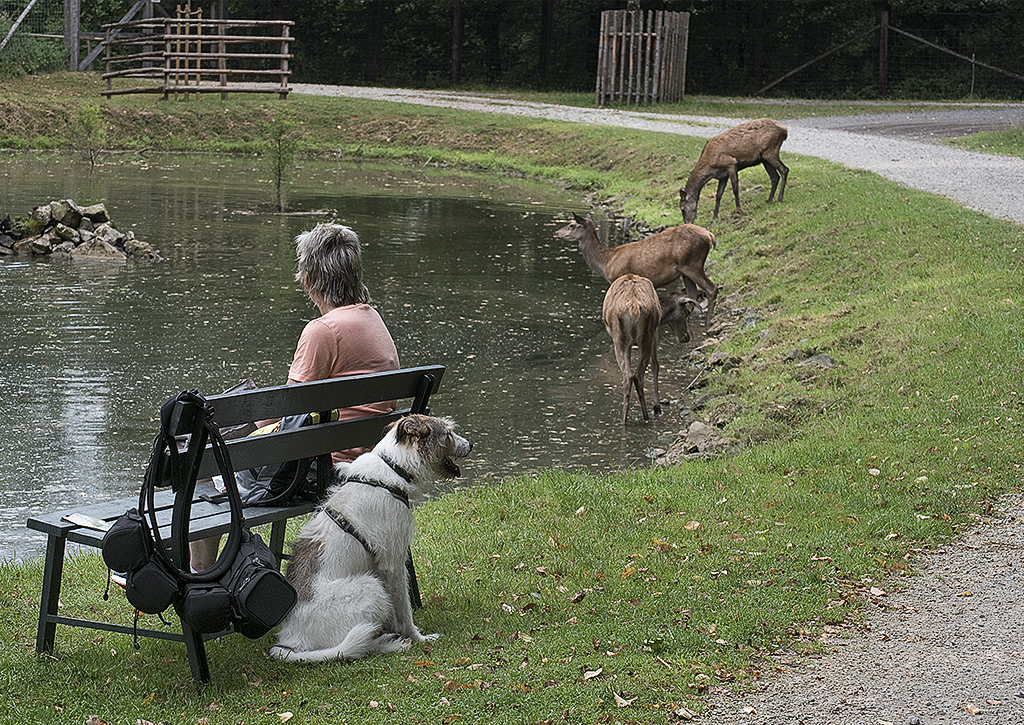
[595,9,689,106]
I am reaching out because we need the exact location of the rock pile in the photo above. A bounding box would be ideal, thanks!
[0,199,162,261]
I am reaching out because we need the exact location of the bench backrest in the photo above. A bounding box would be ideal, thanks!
[160,365,445,567]
[184,365,445,479]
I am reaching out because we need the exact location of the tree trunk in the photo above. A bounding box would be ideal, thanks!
[451,0,463,86]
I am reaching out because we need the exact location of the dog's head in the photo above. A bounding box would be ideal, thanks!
[389,414,472,480]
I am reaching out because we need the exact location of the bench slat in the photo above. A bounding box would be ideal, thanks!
[204,365,444,426]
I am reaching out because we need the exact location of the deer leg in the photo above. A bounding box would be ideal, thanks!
[685,271,719,328]
[776,160,789,202]
[613,340,634,425]
[763,161,780,201]
[712,178,729,220]
[631,371,650,422]
[729,170,741,210]
[648,329,661,416]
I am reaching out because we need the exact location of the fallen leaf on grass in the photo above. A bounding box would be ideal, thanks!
[614,692,636,707]
[277,713,293,723]
[683,520,701,530]
[870,587,886,597]
[583,667,602,680]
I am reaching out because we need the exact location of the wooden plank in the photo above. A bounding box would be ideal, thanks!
[206,366,444,426]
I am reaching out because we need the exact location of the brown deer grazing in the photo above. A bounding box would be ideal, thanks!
[679,118,789,225]
[659,292,699,344]
[554,213,718,326]
[602,274,662,425]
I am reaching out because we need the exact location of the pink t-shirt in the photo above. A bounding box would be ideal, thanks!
[288,303,400,462]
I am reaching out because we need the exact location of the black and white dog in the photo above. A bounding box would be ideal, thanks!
[269,415,472,663]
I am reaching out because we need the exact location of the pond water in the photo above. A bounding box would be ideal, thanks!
[1,152,702,563]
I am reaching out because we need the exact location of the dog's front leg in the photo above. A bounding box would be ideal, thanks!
[380,559,426,641]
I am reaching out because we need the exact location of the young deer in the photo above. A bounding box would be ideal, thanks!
[659,292,700,344]
[554,213,718,326]
[679,118,789,225]
[602,274,663,425]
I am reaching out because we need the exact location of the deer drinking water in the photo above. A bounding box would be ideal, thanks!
[659,292,699,344]
[679,118,789,225]
[554,213,718,326]
[602,274,663,425]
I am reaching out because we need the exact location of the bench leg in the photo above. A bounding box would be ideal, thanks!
[36,535,66,654]
[180,616,211,684]
[406,549,421,610]
[269,520,287,569]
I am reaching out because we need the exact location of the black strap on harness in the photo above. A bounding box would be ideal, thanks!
[323,507,373,554]
[342,453,413,507]
[342,476,410,507]
[378,452,415,484]
[323,460,413,552]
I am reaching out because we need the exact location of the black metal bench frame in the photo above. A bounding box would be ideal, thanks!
[26,365,444,683]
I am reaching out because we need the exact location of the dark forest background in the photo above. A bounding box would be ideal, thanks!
[72,0,1024,100]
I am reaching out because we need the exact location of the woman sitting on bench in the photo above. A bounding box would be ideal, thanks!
[189,222,400,571]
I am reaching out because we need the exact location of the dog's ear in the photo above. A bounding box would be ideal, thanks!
[393,415,432,446]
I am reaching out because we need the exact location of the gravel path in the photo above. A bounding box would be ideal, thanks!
[702,494,1024,725]
[291,84,1024,225]
[292,84,1024,723]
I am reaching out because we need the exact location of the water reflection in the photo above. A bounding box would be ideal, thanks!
[1,152,700,563]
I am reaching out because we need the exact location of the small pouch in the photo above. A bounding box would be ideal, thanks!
[125,556,180,613]
[101,509,152,573]
[180,582,234,634]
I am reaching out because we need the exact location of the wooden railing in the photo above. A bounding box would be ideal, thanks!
[100,18,293,100]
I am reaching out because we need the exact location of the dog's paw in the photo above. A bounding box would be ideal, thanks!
[407,629,440,644]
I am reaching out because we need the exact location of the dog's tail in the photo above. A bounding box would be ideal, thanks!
[269,622,410,663]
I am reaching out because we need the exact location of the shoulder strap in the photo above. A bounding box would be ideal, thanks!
[141,390,243,583]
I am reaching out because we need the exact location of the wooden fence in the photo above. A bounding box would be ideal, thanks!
[595,10,688,106]
[99,18,293,100]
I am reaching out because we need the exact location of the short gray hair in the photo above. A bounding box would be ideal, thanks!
[294,222,370,307]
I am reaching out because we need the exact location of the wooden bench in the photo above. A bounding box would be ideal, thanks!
[27,365,444,684]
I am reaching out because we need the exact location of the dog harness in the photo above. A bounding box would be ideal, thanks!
[341,452,413,506]
[323,452,414,552]
[323,506,374,554]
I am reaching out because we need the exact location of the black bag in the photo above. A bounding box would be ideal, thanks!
[180,527,296,637]
[101,390,297,637]
[101,508,151,573]
[237,409,338,506]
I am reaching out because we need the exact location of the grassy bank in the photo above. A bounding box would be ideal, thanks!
[2,74,1023,724]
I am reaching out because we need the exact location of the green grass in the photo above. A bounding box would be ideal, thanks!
[2,73,1023,724]
[948,125,1024,157]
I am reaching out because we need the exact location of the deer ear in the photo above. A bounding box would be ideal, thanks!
[572,212,585,224]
